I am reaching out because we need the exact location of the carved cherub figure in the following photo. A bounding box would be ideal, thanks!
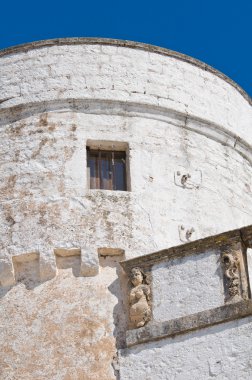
[129,267,151,328]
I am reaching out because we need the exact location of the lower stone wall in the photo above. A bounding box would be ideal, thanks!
[0,253,127,380]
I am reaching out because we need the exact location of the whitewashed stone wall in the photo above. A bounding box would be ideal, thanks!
[0,39,252,380]
[1,113,252,260]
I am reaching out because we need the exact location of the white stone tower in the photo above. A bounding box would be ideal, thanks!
[0,38,252,379]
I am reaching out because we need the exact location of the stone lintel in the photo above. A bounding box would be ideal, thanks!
[126,300,252,347]
[120,225,252,274]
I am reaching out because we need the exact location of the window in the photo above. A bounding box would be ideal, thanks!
[87,148,127,191]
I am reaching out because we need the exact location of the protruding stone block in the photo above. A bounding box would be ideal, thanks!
[39,247,57,282]
[80,247,99,277]
[0,252,15,287]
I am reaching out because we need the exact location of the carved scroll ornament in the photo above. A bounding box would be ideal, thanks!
[129,267,151,328]
[222,251,242,303]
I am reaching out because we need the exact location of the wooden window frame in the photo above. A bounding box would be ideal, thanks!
[87,148,127,191]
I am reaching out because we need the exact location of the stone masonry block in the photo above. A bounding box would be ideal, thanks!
[39,247,57,282]
[80,247,99,277]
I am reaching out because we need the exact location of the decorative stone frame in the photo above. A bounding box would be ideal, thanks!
[120,225,252,347]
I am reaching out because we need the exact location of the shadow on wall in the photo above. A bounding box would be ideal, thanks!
[99,251,128,350]
[98,252,128,380]
[12,253,41,290]
[0,252,42,299]
[55,255,81,276]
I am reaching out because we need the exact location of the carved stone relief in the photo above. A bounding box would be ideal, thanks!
[174,168,202,189]
[178,225,196,242]
[221,250,242,303]
[129,267,151,328]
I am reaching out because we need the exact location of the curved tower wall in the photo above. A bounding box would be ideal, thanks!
[1,41,252,258]
[0,39,252,379]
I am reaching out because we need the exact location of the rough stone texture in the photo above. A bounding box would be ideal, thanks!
[0,268,118,380]
[0,39,252,379]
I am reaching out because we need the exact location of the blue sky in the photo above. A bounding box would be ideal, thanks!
[1,0,251,97]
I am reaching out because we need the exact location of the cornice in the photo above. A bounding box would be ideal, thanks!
[120,224,252,273]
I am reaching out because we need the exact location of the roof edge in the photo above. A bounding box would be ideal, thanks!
[0,37,251,106]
